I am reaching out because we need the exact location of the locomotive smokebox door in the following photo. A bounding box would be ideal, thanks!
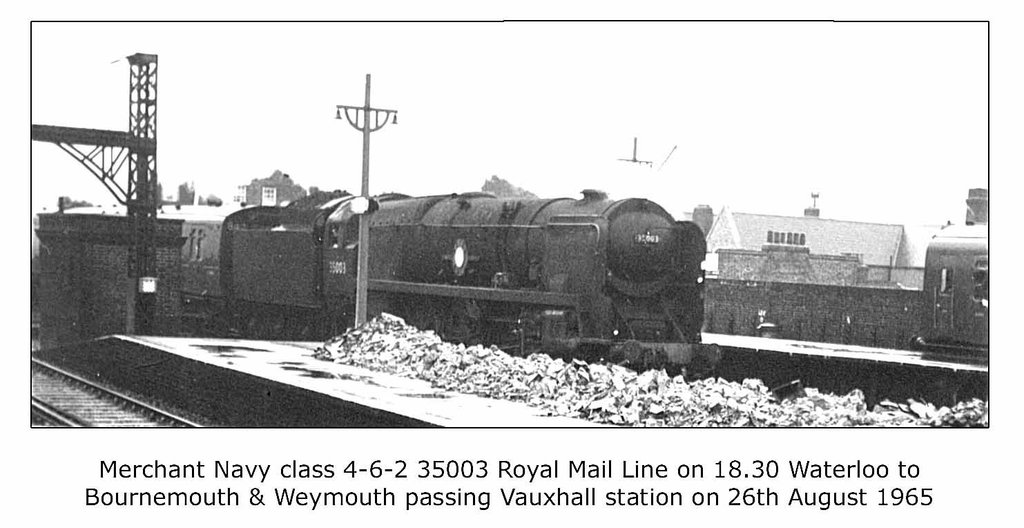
[542,216,606,295]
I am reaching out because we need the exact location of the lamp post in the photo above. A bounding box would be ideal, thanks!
[336,74,397,326]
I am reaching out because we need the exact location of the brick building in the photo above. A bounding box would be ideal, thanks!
[704,279,925,348]
[699,203,947,348]
[704,206,937,289]
[34,213,185,348]
[233,170,307,206]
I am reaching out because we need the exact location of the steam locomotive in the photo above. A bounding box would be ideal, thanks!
[48,187,987,375]
[186,190,721,373]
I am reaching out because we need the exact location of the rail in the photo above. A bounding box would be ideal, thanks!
[31,358,201,427]
[30,397,83,427]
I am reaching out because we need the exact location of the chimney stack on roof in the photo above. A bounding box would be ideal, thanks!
[804,192,820,217]
[966,188,988,225]
[692,204,714,236]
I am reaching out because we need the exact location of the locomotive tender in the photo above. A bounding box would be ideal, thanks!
[218,190,721,372]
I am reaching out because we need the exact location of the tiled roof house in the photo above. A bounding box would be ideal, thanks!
[705,207,935,289]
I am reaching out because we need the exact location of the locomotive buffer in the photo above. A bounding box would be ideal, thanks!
[336,74,398,326]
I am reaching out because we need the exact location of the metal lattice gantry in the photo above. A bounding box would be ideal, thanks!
[127,53,158,211]
[32,53,159,334]
[29,125,154,204]
[126,54,159,334]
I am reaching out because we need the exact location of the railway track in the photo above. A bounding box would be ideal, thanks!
[31,359,200,427]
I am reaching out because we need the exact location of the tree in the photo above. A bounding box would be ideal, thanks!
[482,175,537,199]
[200,194,223,206]
[240,169,308,206]
[57,197,94,210]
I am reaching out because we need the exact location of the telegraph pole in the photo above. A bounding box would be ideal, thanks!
[336,74,397,326]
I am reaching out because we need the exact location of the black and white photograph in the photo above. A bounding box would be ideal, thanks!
[29,20,990,428]
[9,4,1024,526]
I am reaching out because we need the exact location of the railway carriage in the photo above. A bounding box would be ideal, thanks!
[914,224,989,358]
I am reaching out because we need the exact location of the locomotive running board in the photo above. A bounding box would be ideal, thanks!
[369,279,581,308]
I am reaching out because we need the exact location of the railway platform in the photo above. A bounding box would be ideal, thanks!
[31,335,594,427]
[704,333,988,371]
[704,333,988,405]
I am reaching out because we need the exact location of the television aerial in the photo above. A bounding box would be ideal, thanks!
[617,137,653,167]
[657,145,677,171]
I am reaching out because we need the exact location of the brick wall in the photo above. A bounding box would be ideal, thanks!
[35,235,80,347]
[704,278,926,349]
[717,246,872,286]
[35,214,184,348]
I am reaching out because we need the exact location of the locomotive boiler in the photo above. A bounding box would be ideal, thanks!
[220,190,720,373]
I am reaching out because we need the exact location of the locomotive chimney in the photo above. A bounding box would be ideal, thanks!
[580,189,608,202]
[692,204,714,236]
[965,188,988,225]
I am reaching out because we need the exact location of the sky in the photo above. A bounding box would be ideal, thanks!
[30,21,988,226]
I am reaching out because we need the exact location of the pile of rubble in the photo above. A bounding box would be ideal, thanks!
[313,314,988,427]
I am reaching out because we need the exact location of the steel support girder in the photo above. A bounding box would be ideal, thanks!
[31,124,155,152]
[32,124,158,206]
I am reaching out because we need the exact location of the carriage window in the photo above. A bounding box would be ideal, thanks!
[973,258,989,302]
[940,268,953,294]
[767,231,773,243]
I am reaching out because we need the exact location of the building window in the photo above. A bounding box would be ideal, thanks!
[261,187,277,206]
[234,185,247,203]
[940,268,953,294]
[766,230,806,246]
